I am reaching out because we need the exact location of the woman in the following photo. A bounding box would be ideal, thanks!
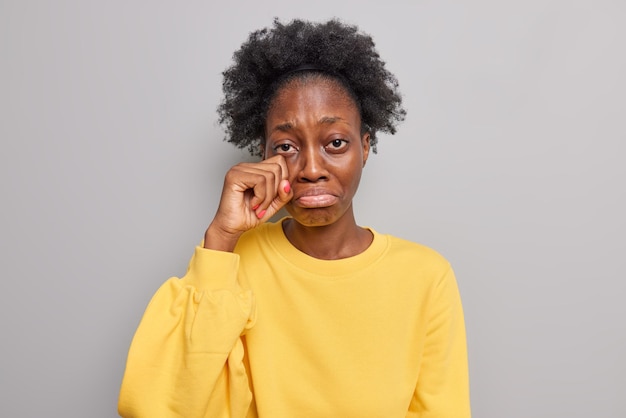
[119,19,471,417]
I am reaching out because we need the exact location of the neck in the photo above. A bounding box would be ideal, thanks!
[282,211,373,260]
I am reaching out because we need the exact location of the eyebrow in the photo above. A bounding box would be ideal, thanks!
[270,116,347,133]
[272,122,294,133]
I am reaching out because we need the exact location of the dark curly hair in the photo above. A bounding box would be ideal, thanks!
[218,18,406,157]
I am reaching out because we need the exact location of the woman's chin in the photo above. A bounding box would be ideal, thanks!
[285,205,349,228]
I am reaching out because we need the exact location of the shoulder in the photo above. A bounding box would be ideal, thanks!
[376,231,452,277]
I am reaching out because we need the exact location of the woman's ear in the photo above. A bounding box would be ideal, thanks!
[260,141,267,160]
[361,133,371,167]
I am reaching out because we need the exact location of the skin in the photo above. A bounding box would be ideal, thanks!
[204,77,372,260]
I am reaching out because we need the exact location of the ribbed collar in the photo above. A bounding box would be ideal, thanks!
[261,218,390,278]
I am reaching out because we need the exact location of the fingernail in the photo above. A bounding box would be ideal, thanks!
[283,182,291,193]
[252,203,260,210]
[257,210,266,219]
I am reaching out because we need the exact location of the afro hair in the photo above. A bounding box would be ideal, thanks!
[218,18,406,156]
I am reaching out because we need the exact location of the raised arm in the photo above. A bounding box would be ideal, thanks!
[118,156,292,417]
[118,248,255,417]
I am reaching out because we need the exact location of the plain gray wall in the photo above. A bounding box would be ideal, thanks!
[1,0,624,417]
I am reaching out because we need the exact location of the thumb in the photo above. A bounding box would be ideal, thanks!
[261,179,293,221]
[276,179,293,204]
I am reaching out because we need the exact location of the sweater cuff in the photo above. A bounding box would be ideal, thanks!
[181,246,240,291]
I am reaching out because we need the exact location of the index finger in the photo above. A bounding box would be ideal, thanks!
[260,154,290,181]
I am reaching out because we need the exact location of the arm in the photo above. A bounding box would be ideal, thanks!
[119,156,292,417]
[118,248,255,418]
[408,267,472,418]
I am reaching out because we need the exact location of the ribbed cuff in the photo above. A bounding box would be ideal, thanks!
[181,246,240,291]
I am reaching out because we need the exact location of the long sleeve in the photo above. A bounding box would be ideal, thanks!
[118,247,256,418]
[407,267,471,418]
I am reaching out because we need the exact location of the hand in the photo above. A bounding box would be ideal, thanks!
[204,155,293,251]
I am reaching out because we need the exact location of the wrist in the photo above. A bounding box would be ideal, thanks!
[203,223,242,252]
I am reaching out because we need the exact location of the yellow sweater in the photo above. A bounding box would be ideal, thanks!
[118,220,471,417]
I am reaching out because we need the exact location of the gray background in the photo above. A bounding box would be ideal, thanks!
[1,0,624,417]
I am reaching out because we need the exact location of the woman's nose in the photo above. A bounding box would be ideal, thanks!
[296,147,329,182]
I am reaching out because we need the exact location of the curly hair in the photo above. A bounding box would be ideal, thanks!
[218,18,406,156]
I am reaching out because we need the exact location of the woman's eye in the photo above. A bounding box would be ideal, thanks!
[273,143,296,154]
[326,139,348,151]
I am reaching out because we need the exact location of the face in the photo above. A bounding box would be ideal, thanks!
[264,78,370,227]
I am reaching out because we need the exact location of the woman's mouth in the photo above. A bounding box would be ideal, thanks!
[294,191,338,208]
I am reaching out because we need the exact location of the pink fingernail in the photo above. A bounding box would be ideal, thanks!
[284,182,291,193]
[252,203,260,210]
[257,210,266,219]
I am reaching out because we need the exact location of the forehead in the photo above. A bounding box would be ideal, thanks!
[267,76,360,119]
